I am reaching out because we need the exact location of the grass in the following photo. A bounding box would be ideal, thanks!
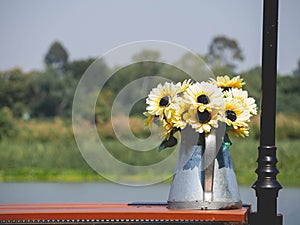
[0,168,104,182]
[1,116,300,186]
[230,137,300,187]
[0,140,104,182]
[1,137,300,186]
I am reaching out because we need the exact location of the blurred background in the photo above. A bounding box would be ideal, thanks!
[0,2,300,223]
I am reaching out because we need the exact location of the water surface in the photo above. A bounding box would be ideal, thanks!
[0,182,298,225]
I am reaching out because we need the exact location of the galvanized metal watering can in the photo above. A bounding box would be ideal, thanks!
[168,125,242,210]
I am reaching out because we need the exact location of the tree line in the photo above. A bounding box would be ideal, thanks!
[1,36,300,122]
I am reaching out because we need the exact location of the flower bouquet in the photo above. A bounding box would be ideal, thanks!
[144,75,257,209]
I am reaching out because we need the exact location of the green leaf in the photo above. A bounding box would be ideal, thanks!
[222,132,232,152]
[158,135,178,152]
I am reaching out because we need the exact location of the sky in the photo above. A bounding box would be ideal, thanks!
[0,0,299,75]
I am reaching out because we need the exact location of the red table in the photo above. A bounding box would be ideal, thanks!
[0,203,250,224]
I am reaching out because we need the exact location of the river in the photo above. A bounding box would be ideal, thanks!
[0,182,298,225]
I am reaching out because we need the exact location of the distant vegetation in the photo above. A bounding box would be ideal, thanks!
[1,36,300,185]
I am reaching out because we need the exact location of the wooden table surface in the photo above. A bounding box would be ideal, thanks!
[0,203,249,223]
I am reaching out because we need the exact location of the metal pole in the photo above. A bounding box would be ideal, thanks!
[249,0,282,225]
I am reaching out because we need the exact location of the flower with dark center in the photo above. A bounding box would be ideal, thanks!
[226,110,237,122]
[146,82,179,120]
[197,109,211,123]
[159,96,170,107]
[184,82,223,114]
[209,75,245,89]
[186,107,219,133]
[222,87,230,92]
[197,94,210,104]
[223,88,257,116]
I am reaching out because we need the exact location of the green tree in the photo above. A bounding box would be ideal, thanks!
[277,75,300,114]
[293,59,300,78]
[206,35,244,73]
[131,49,162,88]
[44,41,69,72]
[95,89,114,123]
[0,107,16,140]
[132,49,160,61]
[0,68,32,117]
[28,68,76,117]
[240,66,261,107]
[240,66,300,116]
[65,57,97,79]
[169,52,209,82]
[106,50,162,94]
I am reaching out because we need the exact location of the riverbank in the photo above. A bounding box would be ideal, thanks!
[1,138,300,186]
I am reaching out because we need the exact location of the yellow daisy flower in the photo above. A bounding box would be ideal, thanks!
[157,98,188,139]
[165,106,183,127]
[210,75,245,91]
[158,113,182,146]
[176,79,193,94]
[222,97,251,129]
[146,82,180,121]
[228,125,250,138]
[171,97,189,129]
[184,81,224,112]
[224,88,257,116]
[185,107,220,133]
[143,112,155,127]
[159,120,174,140]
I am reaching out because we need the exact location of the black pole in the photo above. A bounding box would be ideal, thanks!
[249,0,282,225]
